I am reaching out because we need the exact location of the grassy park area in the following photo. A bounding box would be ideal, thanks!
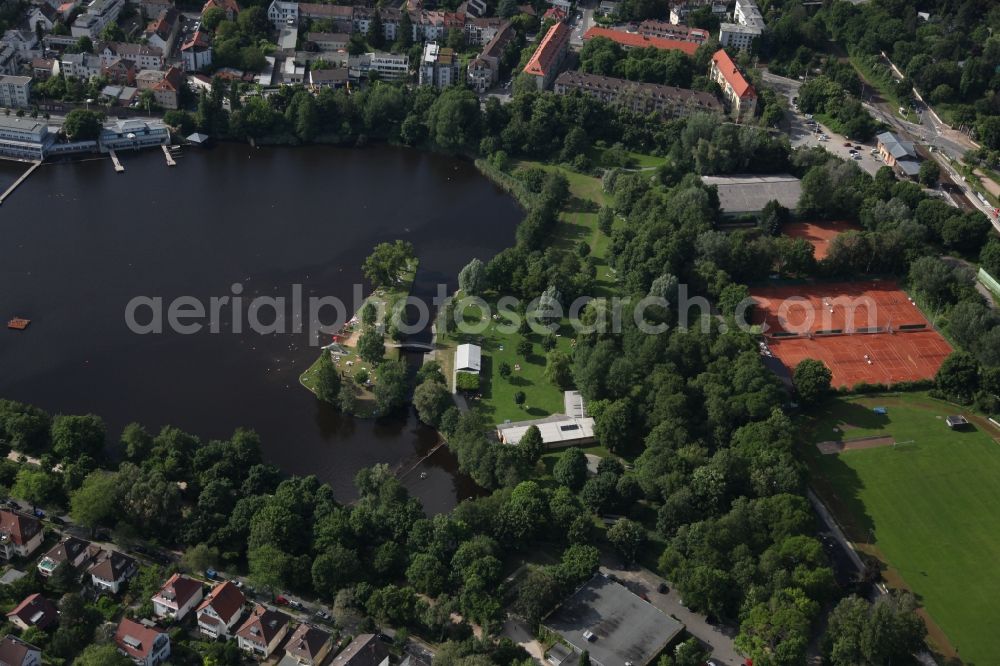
[802,393,1000,664]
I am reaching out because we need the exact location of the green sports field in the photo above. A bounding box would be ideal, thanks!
[804,393,1000,664]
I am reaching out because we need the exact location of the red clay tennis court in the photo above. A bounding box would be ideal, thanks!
[752,281,953,388]
[784,220,859,260]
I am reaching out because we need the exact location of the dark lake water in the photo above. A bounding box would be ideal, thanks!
[0,143,521,513]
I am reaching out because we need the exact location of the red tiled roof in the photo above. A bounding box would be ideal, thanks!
[181,29,211,51]
[235,604,289,646]
[582,26,699,55]
[0,510,41,547]
[543,7,566,20]
[202,0,239,14]
[6,594,58,630]
[285,624,331,661]
[524,21,570,77]
[197,580,245,623]
[115,618,166,660]
[711,48,754,98]
[154,573,203,609]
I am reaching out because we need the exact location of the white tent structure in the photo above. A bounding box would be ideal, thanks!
[455,343,482,374]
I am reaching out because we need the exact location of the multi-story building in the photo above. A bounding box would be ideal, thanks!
[115,619,170,666]
[719,22,762,51]
[144,7,179,53]
[266,0,298,26]
[670,1,726,25]
[523,20,570,90]
[637,19,708,43]
[464,16,504,46]
[734,0,765,30]
[418,42,459,88]
[583,26,699,55]
[236,604,290,659]
[309,67,349,90]
[0,511,42,559]
[0,635,41,666]
[180,29,212,71]
[365,52,409,80]
[152,573,204,622]
[2,30,38,57]
[0,76,31,109]
[37,536,98,576]
[60,52,103,79]
[306,32,349,51]
[99,119,170,152]
[202,0,239,21]
[553,71,722,118]
[709,48,756,122]
[87,549,137,593]
[135,65,184,109]
[196,581,246,639]
[71,0,125,39]
[284,624,333,666]
[100,42,165,71]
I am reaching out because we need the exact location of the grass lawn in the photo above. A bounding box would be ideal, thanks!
[438,300,576,423]
[802,392,1000,664]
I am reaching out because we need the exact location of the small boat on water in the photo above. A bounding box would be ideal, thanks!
[7,317,30,330]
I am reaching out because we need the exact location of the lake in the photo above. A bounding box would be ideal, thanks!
[0,142,521,513]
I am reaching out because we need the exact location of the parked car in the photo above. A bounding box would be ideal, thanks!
[288,599,305,610]
[205,568,220,581]
[33,509,45,518]
[582,630,596,642]
[275,595,289,606]
[843,141,852,147]
[657,582,668,593]
[50,516,65,525]
[315,610,331,621]
[5,500,19,509]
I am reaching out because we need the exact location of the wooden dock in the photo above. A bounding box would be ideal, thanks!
[0,160,42,205]
[161,145,176,166]
[110,150,124,173]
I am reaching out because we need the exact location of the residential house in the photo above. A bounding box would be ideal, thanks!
[734,0,766,30]
[309,67,348,90]
[0,635,41,666]
[0,44,17,76]
[29,4,58,33]
[553,71,721,118]
[115,618,170,666]
[136,65,184,108]
[522,20,570,90]
[364,52,409,80]
[101,84,138,105]
[100,42,165,70]
[202,0,239,20]
[466,19,512,92]
[144,7,180,53]
[101,56,136,85]
[2,30,38,57]
[464,0,487,17]
[670,1,727,24]
[0,76,32,109]
[418,42,459,88]
[331,634,390,666]
[877,131,921,178]
[709,48,756,121]
[266,0,299,27]
[6,594,58,631]
[31,58,56,80]
[0,510,42,560]
[282,57,305,83]
[180,29,212,71]
[719,22,762,51]
[60,52,103,79]
[637,19,708,43]
[196,580,246,639]
[88,549,137,593]
[542,7,567,22]
[71,0,125,39]
[283,624,333,665]
[302,3,352,31]
[464,16,504,46]
[152,573,204,622]
[236,604,290,659]
[37,536,97,577]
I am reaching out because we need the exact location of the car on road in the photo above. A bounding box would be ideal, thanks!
[854,144,863,150]
[288,599,305,610]
[234,580,243,588]
[582,630,596,642]
[5,500,18,509]
[205,568,220,580]
[275,595,289,605]
[315,610,331,621]
[853,154,862,160]
[843,141,852,147]
[33,509,44,518]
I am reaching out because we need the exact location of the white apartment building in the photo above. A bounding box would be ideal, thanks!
[266,0,298,27]
[365,52,409,80]
[418,42,459,89]
[71,0,125,39]
[0,75,31,108]
[719,22,761,50]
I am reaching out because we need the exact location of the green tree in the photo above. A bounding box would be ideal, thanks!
[314,352,341,404]
[363,240,415,288]
[553,447,587,491]
[607,518,645,562]
[51,414,105,462]
[74,644,132,666]
[518,425,544,464]
[459,258,486,296]
[201,6,226,30]
[357,327,385,366]
[792,359,832,406]
[374,359,409,413]
[426,87,481,152]
[544,350,573,389]
[413,378,452,426]
[181,543,220,572]
[100,22,124,42]
[368,10,385,48]
[62,109,103,140]
[918,159,940,187]
[70,471,118,534]
[12,468,58,511]
[120,422,152,460]
[406,553,448,596]
[248,543,290,597]
[312,545,360,597]
[517,338,532,357]
[935,351,980,403]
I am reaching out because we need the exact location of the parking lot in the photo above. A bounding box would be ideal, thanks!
[786,105,883,176]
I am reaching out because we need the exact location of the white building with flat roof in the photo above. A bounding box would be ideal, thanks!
[98,118,170,152]
[497,414,596,448]
[719,22,761,51]
[0,116,52,160]
[71,0,125,39]
[0,75,31,108]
